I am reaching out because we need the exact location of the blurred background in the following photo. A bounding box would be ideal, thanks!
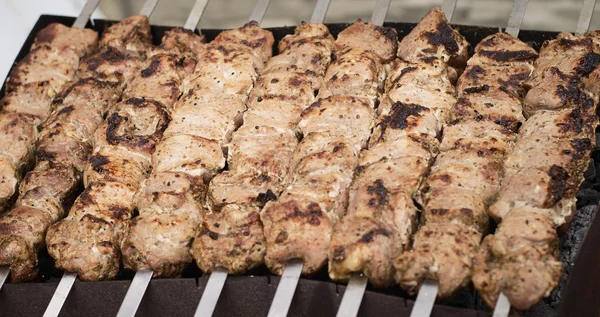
[1,0,599,80]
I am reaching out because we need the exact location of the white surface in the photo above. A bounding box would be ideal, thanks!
[0,0,106,82]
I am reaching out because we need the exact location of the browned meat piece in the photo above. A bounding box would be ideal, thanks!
[439,120,515,153]
[473,209,562,310]
[77,46,145,89]
[211,21,274,68]
[316,49,385,108]
[121,172,205,275]
[32,23,98,56]
[397,7,469,68]
[394,223,481,297]
[192,205,265,274]
[468,33,538,67]
[99,15,152,56]
[299,96,376,151]
[153,28,206,58]
[7,45,79,93]
[329,216,396,287]
[334,20,398,62]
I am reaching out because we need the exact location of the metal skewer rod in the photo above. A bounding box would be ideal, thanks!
[113,2,210,317]
[505,0,529,37]
[442,0,458,23]
[41,1,162,316]
[409,0,530,316]
[0,0,103,293]
[268,2,392,317]
[72,0,102,29]
[194,2,329,316]
[576,0,597,35]
[249,0,272,24]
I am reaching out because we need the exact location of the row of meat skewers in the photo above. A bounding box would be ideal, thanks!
[0,0,597,315]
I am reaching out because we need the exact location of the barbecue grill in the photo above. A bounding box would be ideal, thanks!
[0,0,598,316]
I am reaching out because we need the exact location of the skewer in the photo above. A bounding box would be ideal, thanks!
[334,3,458,317]
[576,0,597,35]
[0,0,103,293]
[505,0,529,37]
[409,1,529,317]
[441,0,458,22]
[111,2,211,317]
[40,1,161,316]
[264,2,393,317]
[192,1,310,316]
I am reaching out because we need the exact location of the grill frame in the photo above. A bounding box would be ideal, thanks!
[0,14,597,317]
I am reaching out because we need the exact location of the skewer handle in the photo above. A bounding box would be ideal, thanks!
[371,0,392,26]
[442,0,458,23]
[267,259,303,317]
[410,280,438,317]
[336,275,368,317]
[0,266,9,291]
[194,267,229,317]
[72,0,102,29]
[116,269,153,317]
[505,0,529,37]
[139,0,160,17]
[492,293,511,317]
[184,0,210,31]
[576,0,597,35]
[43,272,77,317]
[248,0,272,24]
[310,0,332,24]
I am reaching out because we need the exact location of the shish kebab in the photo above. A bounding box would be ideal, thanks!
[42,1,208,316]
[257,0,399,315]
[332,4,469,317]
[473,6,600,316]
[400,0,537,316]
[191,0,335,315]
[0,0,102,288]
[485,2,600,315]
[116,0,274,316]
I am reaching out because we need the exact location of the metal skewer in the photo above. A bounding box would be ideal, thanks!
[265,2,392,317]
[441,0,458,22]
[248,0,272,24]
[409,1,529,317]
[576,0,597,35]
[0,0,103,294]
[113,2,210,317]
[40,1,161,316]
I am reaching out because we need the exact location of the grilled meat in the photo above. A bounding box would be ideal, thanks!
[193,23,333,274]
[395,32,537,298]
[123,22,274,277]
[260,20,398,276]
[473,32,600,309]
[45,15,172,281]
[0,22,100,282]
[328,8,467,287]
